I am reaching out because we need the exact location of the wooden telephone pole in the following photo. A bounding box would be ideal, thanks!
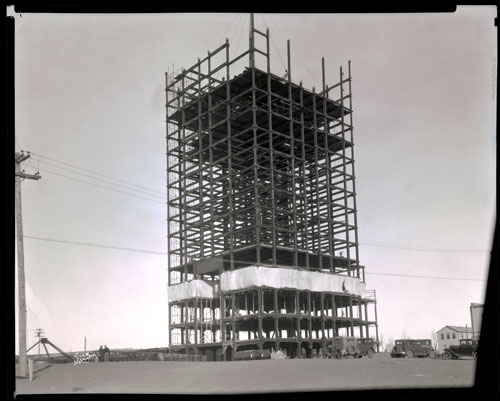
[15,151,40,376]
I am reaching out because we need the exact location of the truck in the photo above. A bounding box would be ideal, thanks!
[391,339,434,358]
[442,339,478,360]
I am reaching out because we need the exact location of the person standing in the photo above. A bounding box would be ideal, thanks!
[103,345,110,362]
[98,345,104,362]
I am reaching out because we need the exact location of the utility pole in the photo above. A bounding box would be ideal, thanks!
[15,151,41,376]
[34,328,44,356]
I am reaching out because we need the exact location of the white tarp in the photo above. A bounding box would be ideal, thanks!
[220,265,366,296]
[168,280,216,302]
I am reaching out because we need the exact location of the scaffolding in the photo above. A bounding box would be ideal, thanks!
[166,14,378,360]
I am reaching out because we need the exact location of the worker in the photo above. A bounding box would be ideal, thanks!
[103,345,110,362]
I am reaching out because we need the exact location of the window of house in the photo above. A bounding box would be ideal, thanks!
[447,333,450,339]
[441,333,444,340]
[452,333,456,339]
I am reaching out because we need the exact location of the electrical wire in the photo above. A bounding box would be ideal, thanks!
[32,158,165,200]
[23,235,166,255]
[365,271,485,282]
[360,240,489,253]
[37,167,165,205]
[30,151,166,196]
[21,235,488,282]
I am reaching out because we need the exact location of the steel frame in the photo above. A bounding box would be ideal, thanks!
[166,18,378,360]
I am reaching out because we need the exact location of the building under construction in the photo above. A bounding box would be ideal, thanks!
[166,15,378,360]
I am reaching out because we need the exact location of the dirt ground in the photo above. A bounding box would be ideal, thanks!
[15,353,476,395]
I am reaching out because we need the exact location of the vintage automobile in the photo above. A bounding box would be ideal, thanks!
[356,338,377,358]
[391,339,434,358]
[442,339,478,360]
[329,336,359,359]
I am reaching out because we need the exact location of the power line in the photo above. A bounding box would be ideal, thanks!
[22,235,488,282]
[23,163,489,254]
[30,151,166,196]
[23,235,166,256]
[37,167,165,205]
[360,240,490,254]
[366,271,485,282]
[32,158,165,200]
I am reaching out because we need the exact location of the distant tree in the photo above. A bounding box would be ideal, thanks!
[378,334,394,352]
[384,336,395,352]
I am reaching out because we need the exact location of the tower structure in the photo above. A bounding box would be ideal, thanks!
[166,15,378,360]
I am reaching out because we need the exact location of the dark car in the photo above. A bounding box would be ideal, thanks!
[443,339,478,360]
[356,338,377,358]
[391,339,434,358]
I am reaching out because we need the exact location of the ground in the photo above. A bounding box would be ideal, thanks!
[15,353,476,395]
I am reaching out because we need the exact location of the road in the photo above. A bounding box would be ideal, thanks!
[15,353,476,395]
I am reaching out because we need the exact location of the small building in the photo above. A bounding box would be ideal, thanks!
[436,326,474,353]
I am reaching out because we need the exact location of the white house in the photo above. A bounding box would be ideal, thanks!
[436,326,474,354]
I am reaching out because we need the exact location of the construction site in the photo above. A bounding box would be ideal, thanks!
[166,14,378,361]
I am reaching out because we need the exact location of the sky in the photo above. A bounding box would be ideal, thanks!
[12,8,496,354]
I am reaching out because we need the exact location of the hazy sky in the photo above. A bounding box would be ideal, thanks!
[13,8,496,353]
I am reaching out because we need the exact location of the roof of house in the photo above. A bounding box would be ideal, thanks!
[438,325,473,333]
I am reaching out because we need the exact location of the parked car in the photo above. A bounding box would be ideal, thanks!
[391,339,434,358]
[443,339,478,360]
[329,336,359,359]
[356,338,377,358]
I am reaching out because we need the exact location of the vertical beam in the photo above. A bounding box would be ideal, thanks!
[231,293,237,348]
[249,13,255,68]
[339,66,351,276]
[307,291,312,345]
[258,288,263,345]
[311,89,322,270]
[168,304,172,347]
[225,40,235,271]
[358,296,363,337]
[364,302,370,338]
[331,294,337,337]
[274,289,279,351]
[287,40,298,267]
[197,59,204,265]
[320,293,326,355]
[206,51,215,263]
[251,44,261,265]
[347,60,361,279]
[184,300,188,352]
[373,294,380,352]
[266,32,277,266]
[349,295,354,336]
[321,58,334,273]
[299,84,310,269]
[166,72,172,288]
[296,291,301,358]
